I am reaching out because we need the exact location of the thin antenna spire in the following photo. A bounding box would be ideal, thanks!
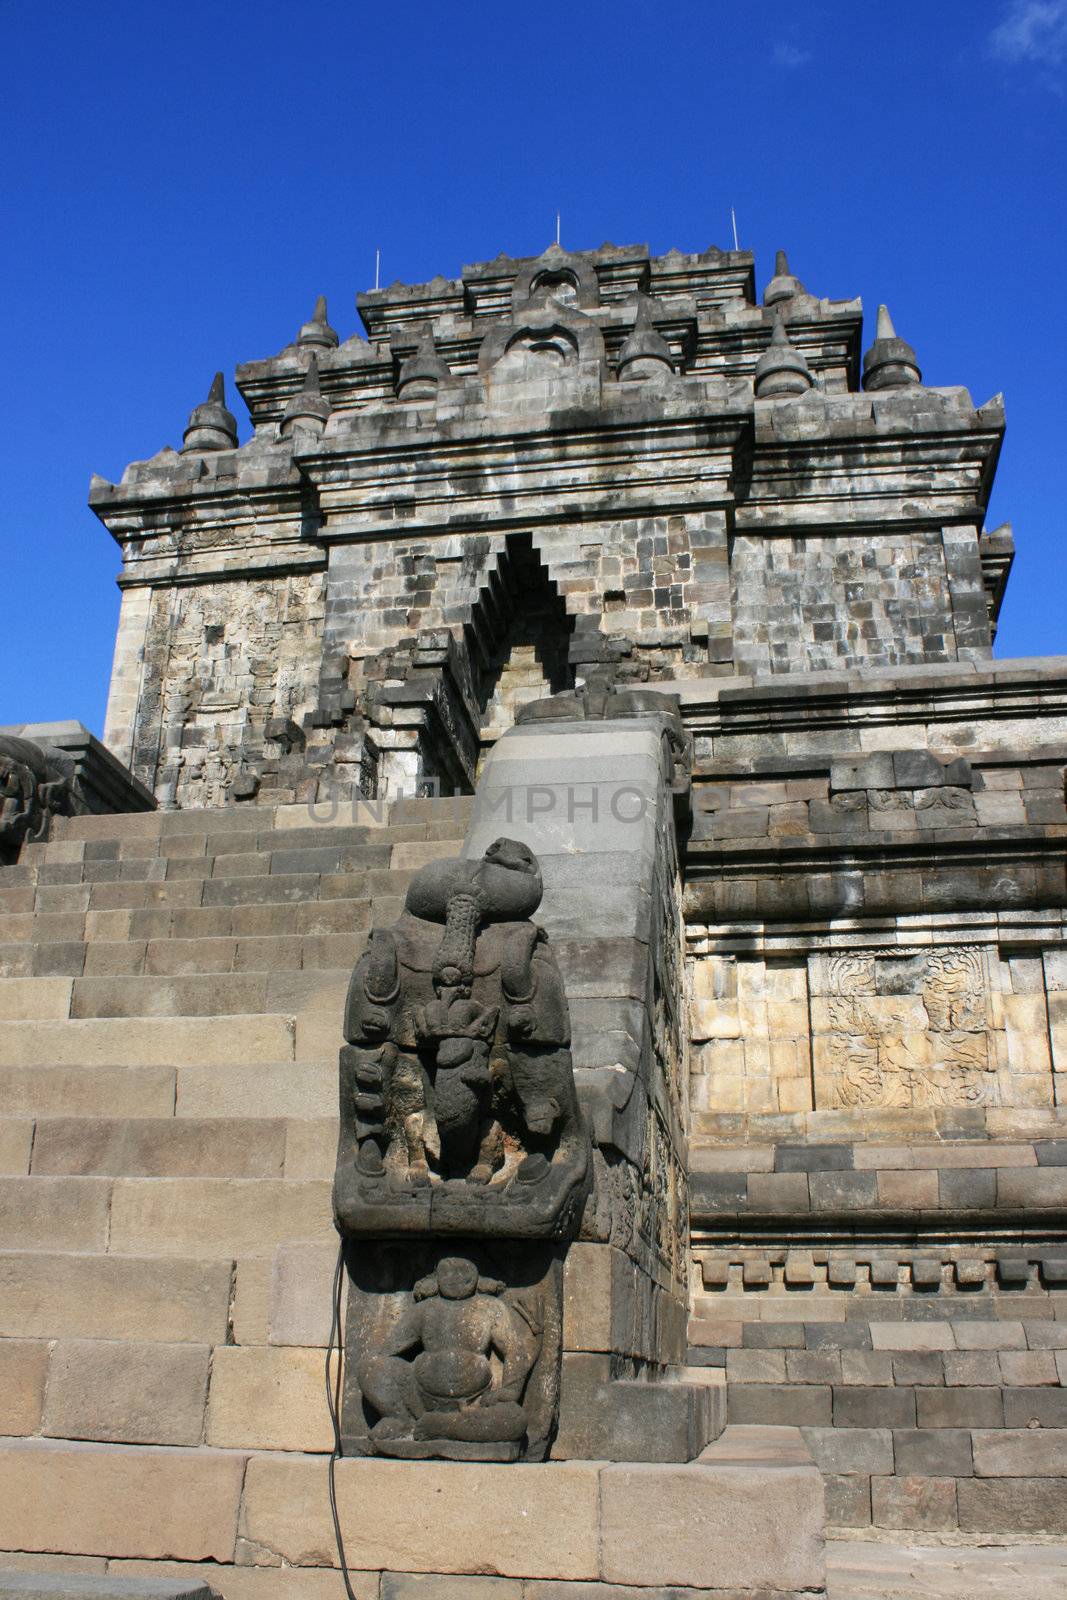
[731,207,739,251]
[374,248,381,291]
[556,211,561,247]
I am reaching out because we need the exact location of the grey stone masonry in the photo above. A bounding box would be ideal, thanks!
[59,225,1067,1553]
[89,241,1007,810]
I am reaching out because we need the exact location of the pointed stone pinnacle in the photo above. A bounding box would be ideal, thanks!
[875,304,896,340]
[396,325,451,400]
[281,353,331,438]
[763,250,808,308]
[863,303,922,391]
[297,295,339,349]
[754,313,815,399]
[617,294,674,381]
[183,371,238,453]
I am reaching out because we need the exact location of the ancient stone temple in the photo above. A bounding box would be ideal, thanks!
[1,238,1065,1600]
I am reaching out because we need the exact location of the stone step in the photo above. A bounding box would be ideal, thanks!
[0,930,370,980]
[66,970,348,1021]
[3,829,467,896]
[14,870,417,921]
[0,1573,221,1599]
[0,1174,332,1258]
[0,1427,825,1589]
[0,895,382,949]
[2,1114,336,1180]
[26,1117,288,1179]
[0,1014,300,1070]
[0,1249,233,1342]
[46,794,472,845]
[0,1439,247,1565]
[0,979,76,1021]
[0,1060,335,1122]
[826,1537,1067,1598]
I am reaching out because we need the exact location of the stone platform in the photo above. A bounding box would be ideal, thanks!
[0,1427,825,1598]
[827,1538,1067,1598]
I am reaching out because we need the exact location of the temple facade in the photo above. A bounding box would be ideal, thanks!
[91,242,1009,809]
[0,239,1064,1597]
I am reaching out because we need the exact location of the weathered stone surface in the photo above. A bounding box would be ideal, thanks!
[0,1016,294,1069]
[0,1340,49,1434]
[30,1118,285,1179]
[381,1579,520,1600]
[268,1239,336,1347]
[238,1456,601,1577]
[0,1576,220,1600]
[107,1177,331,1258]
[871,1474,957,1532]
[206,1346,333,1451]
[0,1253,232,1343]
[0,1441,244,1561]
[958,1477,1067,1534]
[42,1341,210,1447]
[0,1177,110,1251]
[599,1427,824,1590]
[110,1567,375,1600]
[971,1428,1067,1476]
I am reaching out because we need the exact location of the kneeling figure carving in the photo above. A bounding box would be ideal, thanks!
[357,1254,538,1460]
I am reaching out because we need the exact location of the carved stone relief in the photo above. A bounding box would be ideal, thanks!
[334,838,592,1460]
[811,948,996,1109]
[0,736,85,862]
[141,573,324,806]
[341,1245,560,1462]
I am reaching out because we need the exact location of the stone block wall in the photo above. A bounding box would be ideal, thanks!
[688,936,1062,1118]
[90,242,1007,810]
[729,527,978,676]
[679,653,1067,1531]
[688,1123,1067,1535]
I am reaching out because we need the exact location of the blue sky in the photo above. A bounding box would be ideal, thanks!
[1,0,1064,734]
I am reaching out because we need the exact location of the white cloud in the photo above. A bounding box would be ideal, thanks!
[990,0,1067,65]
[772,42,812,70]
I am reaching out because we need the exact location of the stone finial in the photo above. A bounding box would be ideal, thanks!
[396,325,451,401]
[763,249,808,307]
[616,295,674,381]
[182,372,238,453]
[297,295,339,349]
[281,354,331,438]
[754,315,815,398]
[862,304,922,391]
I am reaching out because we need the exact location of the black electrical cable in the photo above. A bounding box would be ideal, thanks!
[326,1239,360,1600]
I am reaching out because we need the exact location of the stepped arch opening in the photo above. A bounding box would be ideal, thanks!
[463,532,575,760]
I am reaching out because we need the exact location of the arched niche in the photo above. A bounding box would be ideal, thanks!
[511,246,600,313]
[478,297,606,386]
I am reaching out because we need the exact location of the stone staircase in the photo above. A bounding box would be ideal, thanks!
[0,795,471,1586]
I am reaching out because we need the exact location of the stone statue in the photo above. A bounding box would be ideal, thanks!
[334,836,591,1240]
[355,1254,540,1460]
[0,735,83,864]
[334,837,587,1460]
